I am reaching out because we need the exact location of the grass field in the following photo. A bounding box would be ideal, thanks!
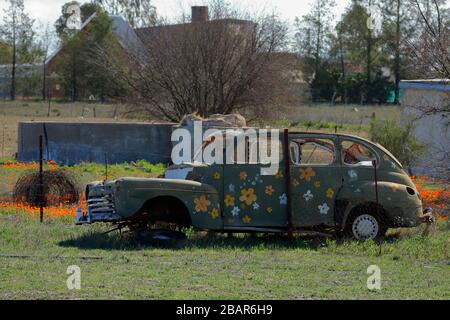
[0,213,448,300]
[0,100,447,300]
[0,161,448,300]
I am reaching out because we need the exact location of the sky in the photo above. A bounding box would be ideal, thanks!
[0,0,350,28]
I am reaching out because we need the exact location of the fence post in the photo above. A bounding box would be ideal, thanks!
[39,135,44,223]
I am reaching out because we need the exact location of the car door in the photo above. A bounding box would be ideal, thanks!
[222,134,287,228]
[289,134,342,227]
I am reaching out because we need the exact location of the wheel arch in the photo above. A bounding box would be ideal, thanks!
[138,195,193,228]
[339,201,388,229]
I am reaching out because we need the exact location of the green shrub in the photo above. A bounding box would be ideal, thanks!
[369,120,425,167]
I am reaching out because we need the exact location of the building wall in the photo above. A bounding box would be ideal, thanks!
[400,86,450,177]
[18,122,175,165]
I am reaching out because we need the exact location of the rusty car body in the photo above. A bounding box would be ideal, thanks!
[76,131,427,240]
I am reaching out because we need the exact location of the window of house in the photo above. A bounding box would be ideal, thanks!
[341,140,376,166]
[290,138,335,165]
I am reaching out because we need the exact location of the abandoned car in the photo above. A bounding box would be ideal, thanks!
[76,131,430,241]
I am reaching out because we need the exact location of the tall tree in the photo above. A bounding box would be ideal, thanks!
[54,3,127,101]
[339,0,386,103]
[295,0,336,102]
[0,0,35,100]
[38,23,56,100]
[95,0,158,28]
[380,0,416,104]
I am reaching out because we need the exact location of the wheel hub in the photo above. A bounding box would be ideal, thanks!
[352,214,379,240]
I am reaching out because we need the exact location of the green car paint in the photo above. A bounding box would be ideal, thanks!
[77,132,423,233]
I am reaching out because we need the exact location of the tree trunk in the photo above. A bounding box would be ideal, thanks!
[42,57,47,101]
[394,0,401,104]
[10,24,16,101]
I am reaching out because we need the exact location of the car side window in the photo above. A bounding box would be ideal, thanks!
[290,138,335,166]
[341,140,375,166]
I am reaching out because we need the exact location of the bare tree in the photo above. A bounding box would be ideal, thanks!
[98,4,288,122]
[406,0,449,117]
[38,23,55,101]
[0,0,35,101]
[409,0,449,80]
[95,0,158,28]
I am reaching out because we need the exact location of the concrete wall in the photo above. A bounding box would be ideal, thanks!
[400,84,450,178]
[18,122,175,165]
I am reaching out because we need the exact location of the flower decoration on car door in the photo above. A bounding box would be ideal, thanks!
[348,170,358,180]
[318,203,330,215]
[239,171,248,181]
[224,194,235,207]
[300,167,316,182]
[279,193,288,205]
[326,188,334,199]
[231,206,241,217]
[275,170,284,179]
[242,215,252,224]
[194,194,211,213]
[265,185,275,196]
[303,190,314,202]
[240,188,257,206]
[210,208,219,220]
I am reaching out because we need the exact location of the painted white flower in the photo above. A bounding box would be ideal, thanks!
[348,170,358,179]
[252,181,256,186]
[303,190,314,202]
[318,203,330,215]
[228,184,235,193]
[279,193,288,205]
[231,206,241,217]
[252,202,260,210]
[355,188,362,193]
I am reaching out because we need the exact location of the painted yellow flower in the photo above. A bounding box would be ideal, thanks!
[265,185,275,196]
[210,208,219,220]
[314,181,321,188]
[275,170,284,179]
[194,194,210,213]
[326,188,334,199]
[300,167,316,182]
[224,194,235,207]
[213,172,221,180]
[267,207,273,214]
[292,179,300,187]
[239,171,248,181]
[242,215,252,224]
[239,188,257,206]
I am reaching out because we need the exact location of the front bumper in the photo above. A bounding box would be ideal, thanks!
[75,197,122,225]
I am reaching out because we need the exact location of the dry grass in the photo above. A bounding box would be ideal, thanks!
[0,100,401,158]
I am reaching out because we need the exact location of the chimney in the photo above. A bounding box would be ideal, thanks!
[191,6,209,23]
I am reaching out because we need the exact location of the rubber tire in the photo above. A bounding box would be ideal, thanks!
[345,211,386,241]
[134,229,188,248]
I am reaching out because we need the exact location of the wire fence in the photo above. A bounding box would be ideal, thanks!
[0,124,17,160]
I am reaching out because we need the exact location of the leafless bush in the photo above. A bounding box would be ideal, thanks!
[96,2,288,122]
